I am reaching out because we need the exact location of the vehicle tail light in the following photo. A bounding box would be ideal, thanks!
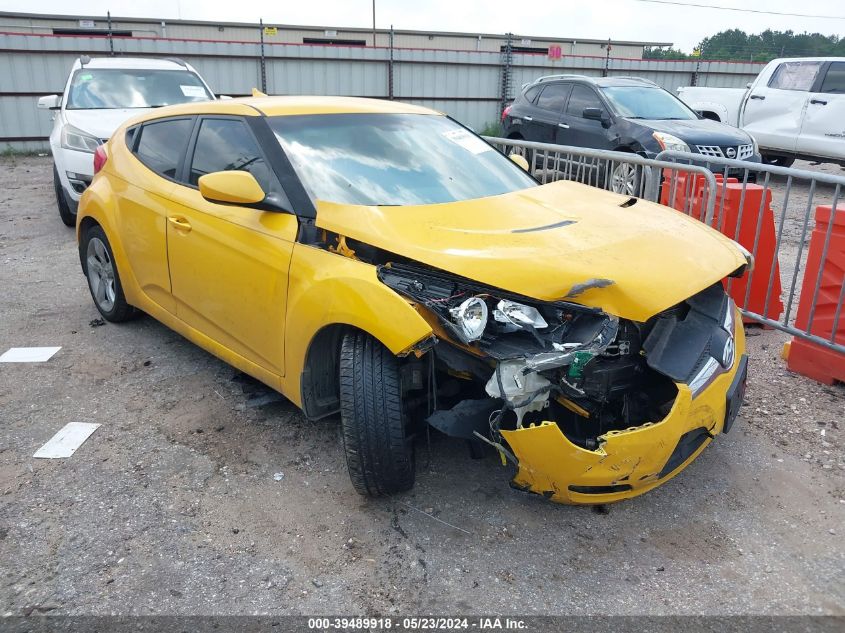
[501,105,512,123]
[93,144,108,175]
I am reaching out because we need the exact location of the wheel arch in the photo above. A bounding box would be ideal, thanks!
[282,249,434,415]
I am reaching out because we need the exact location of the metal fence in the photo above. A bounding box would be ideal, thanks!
[0,30,763,151]
[485,137,845,355]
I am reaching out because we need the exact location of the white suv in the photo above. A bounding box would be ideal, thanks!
[38,56,216,226]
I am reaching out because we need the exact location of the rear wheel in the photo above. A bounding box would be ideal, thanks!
[339,331,415,497]
[53,165,76,227]
[80,225,138,322]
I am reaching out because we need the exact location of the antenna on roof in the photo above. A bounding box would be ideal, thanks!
[79,55,91,67]
[252,87,268,97]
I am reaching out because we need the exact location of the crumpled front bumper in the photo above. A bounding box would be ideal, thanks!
[500,320,746,505]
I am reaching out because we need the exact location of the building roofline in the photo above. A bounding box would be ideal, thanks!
[0,11,674,48]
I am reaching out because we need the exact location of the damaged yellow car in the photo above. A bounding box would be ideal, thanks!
[77,96,750,505]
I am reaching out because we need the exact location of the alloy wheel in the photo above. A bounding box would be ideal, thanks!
[86,237,117,313]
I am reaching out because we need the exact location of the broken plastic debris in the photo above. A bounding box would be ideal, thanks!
[0,347,61,363]
[33,422,101,458]
[273,472,285,481]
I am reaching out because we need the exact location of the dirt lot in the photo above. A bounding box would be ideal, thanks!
[1,155,844,616]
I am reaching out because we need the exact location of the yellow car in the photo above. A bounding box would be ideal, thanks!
[77,96,750,505]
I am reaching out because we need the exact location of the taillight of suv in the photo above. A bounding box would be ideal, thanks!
[93,145,108,174]
[501,105,512,123]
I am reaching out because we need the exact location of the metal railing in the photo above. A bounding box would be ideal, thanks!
[655,149,845,355]
[483,137,719,223]
[484,137,845,355]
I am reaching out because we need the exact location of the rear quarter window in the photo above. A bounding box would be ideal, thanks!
[134,118,193,179]
[768,61,822,91]
[523,86,541,103]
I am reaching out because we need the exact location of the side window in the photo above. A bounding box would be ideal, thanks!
[820,62,845,94]
[134,118,193,179]
[768,61,822,91]
[535,84,570,112]
[523,85,541,103]
[566,85,604,117]
[189,118,276,193]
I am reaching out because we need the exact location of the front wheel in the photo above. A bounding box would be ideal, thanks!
[339,331,415,497]
[53,165,76,227]
[80,225,138,322]
[608,161,642,196]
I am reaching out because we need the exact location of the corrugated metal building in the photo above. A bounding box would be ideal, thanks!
[0,11,671,58]
[0,13,765,151]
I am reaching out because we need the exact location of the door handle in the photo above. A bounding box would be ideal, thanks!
[167,216,192,232]
[810,98,828,105]
[523,116,533,121]
[558,122,570,129]
[749,94,765,100]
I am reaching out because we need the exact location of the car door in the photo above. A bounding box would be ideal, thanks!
[796,61,845,160]
[556,84,614,150]
[520,82,571,144]
[741,60,823,152]
[165,116,298,376]
[118,117,195,313]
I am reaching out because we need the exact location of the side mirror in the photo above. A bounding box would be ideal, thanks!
[199,171,267,205]
[37,95,61,110]
[583,107,609,122]
[509,153,530,171]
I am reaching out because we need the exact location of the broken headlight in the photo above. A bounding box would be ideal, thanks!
[493,299,548,331]
[449,296,489,342]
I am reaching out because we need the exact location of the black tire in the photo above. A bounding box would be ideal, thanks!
[339,331,415,497]
[53,165,76,227]
[761,154,795,168]
[80,224,138,322]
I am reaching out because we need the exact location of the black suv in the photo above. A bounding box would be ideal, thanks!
[502,75,761,192]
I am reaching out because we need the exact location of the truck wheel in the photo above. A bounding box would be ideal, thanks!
[339,331,415,497]
[761,155,795,168]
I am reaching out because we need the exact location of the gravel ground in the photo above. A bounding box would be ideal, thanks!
[1,155,843,616]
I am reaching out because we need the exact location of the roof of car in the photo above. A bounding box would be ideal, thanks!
[528,75,658,90]
[126,96,440,122]
[73,57,192,70]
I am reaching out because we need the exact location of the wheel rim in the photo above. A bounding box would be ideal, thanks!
[610,163,637,195]
[86,237,116,312]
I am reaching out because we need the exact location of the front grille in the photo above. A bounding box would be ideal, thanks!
[695,144,754,160]
[695,144,723,157]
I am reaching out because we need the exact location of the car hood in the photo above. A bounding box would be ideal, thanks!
[633,117,752,146]
[63,108,153,140]
[315,181,746,322]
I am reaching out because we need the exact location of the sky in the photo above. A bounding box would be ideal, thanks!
[2,0,844,51]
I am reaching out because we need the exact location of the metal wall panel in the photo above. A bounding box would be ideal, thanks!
[0,32,765,147]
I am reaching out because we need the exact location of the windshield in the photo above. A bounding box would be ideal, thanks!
[268,113,537,206]
[66,68,213,110]
[601,86,697,120]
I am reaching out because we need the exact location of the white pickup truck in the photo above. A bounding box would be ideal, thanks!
[678,57,845,167]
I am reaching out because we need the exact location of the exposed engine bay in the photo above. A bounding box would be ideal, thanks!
[378,262,737,453]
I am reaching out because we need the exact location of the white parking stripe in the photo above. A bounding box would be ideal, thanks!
[33,423,101,459]
[0,347,62,362]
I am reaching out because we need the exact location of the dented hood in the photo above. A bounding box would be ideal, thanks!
[315,180,746,322]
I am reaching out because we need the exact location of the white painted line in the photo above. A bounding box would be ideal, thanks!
[33,422,101,459]
[0,347,62,363]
